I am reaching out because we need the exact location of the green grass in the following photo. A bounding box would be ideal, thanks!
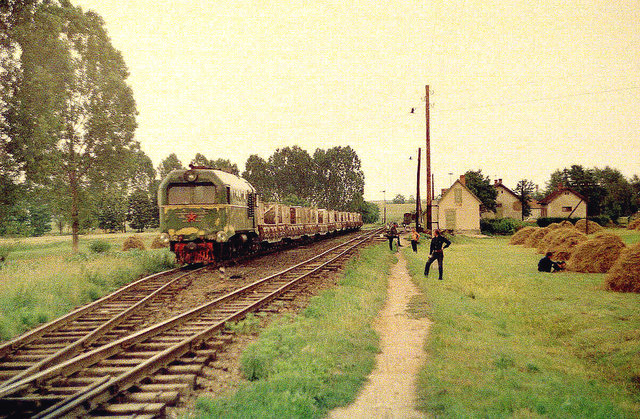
[193,244,395,418]
[404,232,640,418]
[0,233,175,341]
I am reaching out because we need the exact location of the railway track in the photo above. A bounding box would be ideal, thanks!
[0,267,205,391]
[0,228,382,418]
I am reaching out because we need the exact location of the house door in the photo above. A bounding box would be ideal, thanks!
[445,209,456,230]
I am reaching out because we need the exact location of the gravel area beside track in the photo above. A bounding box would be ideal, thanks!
[164,231,371,416]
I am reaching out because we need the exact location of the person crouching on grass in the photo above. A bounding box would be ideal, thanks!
[538,252,566,273]
[424,229,451,280]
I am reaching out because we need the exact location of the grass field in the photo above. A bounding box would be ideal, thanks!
[0,232,175,340]
[194,244,394,418]
[404,232,640,418]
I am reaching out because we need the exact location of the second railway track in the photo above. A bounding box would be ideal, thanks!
[0,228,382,418]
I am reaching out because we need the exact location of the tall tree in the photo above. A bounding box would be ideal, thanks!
[5,1,138,250]
[594,167,635,221]
[269,146,316,203]
[191,153,239,175]
[242,154,274,201]
[514,179,535,220]
[157,153,183,179]
[313,146,364,211]
[464,170,498,213]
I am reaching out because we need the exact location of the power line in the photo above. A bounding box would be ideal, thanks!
[434,86,640,113]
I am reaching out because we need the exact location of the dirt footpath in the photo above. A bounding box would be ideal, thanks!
[330,252,431,419]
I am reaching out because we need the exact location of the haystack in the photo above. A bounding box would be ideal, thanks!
[627,218,640,230]
[605,243,640,293]
[509,226,538,245]
[559,220,574,228]
[567,233,625,273]
[546,223,562,230]
[540,228,587,261]
[575,219,602,234]
[122,236,146,251]
[524,227,550,248]
[150,236,168,249]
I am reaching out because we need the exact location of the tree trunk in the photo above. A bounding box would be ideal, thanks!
[70,170,79,253]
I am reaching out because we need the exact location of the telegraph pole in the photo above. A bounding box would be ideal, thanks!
[425,85,432,232]
[416,148,421,231]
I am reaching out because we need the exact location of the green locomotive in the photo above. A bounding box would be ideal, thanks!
[158,166,363,264]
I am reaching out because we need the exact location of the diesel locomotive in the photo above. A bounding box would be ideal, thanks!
[158,166,363,264]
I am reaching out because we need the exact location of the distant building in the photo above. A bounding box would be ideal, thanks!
[430,175,481,234]
[482,179,539,221]
[538,187,587,218]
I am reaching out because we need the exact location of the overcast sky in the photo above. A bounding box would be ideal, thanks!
[74,0,639,200]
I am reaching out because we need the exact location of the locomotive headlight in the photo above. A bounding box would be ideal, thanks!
[216,231,227,242]
[160,233,170,243]
[183,170,198,182]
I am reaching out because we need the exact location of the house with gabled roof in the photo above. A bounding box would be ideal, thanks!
[430,175,481,234]
[482,179,539,221]
[538,187,587,218]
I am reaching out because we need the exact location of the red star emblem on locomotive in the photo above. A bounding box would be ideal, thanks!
[186,212,198,222]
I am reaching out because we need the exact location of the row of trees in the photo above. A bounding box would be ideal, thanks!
[242,146,378,223]
[463,166,640,221]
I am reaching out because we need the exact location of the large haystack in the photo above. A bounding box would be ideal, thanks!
[150,236,168,249]
[605,243,640,293]
[546,223,562,230]
[567,233,625,273]
[122,236,146,251]
[575,219,603,234]
[627,218,640,230]
[535,227,570,254]
[524,227,550,248]
[540,228,587,261]
[559,220,574,228]
[509,226,538,245]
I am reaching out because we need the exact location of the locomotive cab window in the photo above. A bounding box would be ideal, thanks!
[167,183,217,204]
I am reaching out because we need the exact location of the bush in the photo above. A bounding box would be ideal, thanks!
[89,240,111,254]
[480,218,531,235]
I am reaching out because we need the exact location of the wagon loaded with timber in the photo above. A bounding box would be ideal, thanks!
[158,166,363,264]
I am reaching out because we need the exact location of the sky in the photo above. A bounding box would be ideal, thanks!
[73,0,640,201]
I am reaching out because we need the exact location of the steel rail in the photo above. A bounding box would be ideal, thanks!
[0,229,382,417]
[0,267,201,390]
[0,266,210,391]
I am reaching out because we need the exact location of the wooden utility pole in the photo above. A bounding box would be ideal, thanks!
[416,147,421,231]
[425,85,432,231]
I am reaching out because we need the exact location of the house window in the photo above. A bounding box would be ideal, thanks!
[454,188,462,204]
[562,206,572,212]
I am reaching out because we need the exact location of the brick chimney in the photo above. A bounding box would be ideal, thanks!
[459,174,466,186]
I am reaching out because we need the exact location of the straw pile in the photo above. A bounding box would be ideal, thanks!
[523,227,550,248]
[559,220,574,228]
[122,236,146,251]
[546,223,563,230]
[539,228,587,260]
[150,236,168,249]
[575,219,603,234]
[605,243,640,293]
[509,226,538,245]
[628,218,640,230]
[567,233,625,273]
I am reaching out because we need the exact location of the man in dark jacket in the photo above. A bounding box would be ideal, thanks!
[538,252,566,272]
[424,229,451,280]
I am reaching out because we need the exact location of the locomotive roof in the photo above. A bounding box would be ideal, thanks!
[211,169,255,192]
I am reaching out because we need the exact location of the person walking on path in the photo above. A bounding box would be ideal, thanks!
[424,229,451,280]
[410,228,420,253]
[387,223,400,251]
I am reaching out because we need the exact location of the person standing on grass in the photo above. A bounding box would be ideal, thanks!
[387,223,400,251]
[410,228,420,252]
[424,229,451,280]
